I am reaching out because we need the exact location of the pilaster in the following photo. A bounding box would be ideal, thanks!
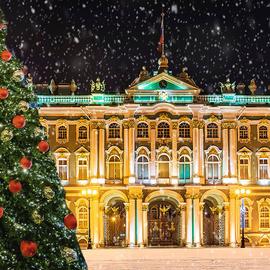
[150,121,156,184]
[90,121,99,183]
[123,121,129,185]
[98,122,105,184]
[171,122,178,185]
[128,119,136,184]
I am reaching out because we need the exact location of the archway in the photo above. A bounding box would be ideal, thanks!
[104,198,126,247]
[148,199,180,246]
[202,194,225,246]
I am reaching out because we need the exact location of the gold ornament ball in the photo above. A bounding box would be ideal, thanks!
[1,128,13,142]
[44,186,55,201]
[32,210,44,224]
[12,70,25,82]
[19,101,29,112]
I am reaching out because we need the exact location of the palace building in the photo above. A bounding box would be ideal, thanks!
[36,54,270,248]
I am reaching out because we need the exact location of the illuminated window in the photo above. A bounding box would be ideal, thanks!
[207,123,218,139]
[78,126,88,140]
[78,158,88,181]
[179,155,191,182]
[158,154,170,178]
[57,158,68,180]
[137,122,149,138]
[179,122,190,138]
[58,126,67,140]
[108,123,120,139]
[137,156,149,180]
[78,206,88,230]
[260,206,270,228]
[239,158,249,179]
[244,206,250,228]
[259,158,268,179]
[207,155,219,183]
[108,155,121,179]
[239,126,249,139]
[259,126,268,140]
[157,122,170,138]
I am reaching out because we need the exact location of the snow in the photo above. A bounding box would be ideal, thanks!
[83,248,270,270]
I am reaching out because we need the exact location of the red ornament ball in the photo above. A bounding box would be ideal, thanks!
[38,140,50,153]
[64,213,77,230]
[1,50,12,62]
[9,180,22,193]
[20,157,32,169]
[12,115,26,129]
[0,207,4,219]
[20,240,38,257]
[0,87,9,100]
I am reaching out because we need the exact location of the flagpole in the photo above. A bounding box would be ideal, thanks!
[161,12,165,56]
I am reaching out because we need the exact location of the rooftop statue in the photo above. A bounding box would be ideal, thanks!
[90,77,105,93]
[219,78,236,94]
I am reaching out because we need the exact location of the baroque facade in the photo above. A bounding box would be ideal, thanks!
[37,56,270,248]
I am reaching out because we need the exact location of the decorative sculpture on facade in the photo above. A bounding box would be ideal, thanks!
[90,77,105,93]
[219,78,236,94]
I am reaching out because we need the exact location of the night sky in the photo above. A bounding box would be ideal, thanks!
[0,0,269,94]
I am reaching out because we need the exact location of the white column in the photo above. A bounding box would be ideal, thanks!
[98,126,105,184]
[150,122,156,184]
[142,203,149,246]
[229,190,237,247]
[224,202,230,245]
[229,125,237,183]
[180,203,186,246]
[129,198,136,246]
[200,202,205,245]
[124,203,130,246]
[236,197,241,244]
[186,197,193,247]
[192,123,199,184]
[171,124,178,185]
[199,126,205,183]
[98,203,104,247]
[123,122,129,185]
[90,122,98,183]
[91,198,99,248]
[137,198,143,246]
[194,197,201,247]
[128,120,135,184]
[222,125,229,181]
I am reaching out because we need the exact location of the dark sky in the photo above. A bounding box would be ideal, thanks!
[0,0,269,94]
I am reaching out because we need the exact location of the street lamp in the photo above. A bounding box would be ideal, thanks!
[82,189,97,249]
[235,188,251,248]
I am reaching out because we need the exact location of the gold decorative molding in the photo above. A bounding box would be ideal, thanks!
[122,120,129,129]
[90,121,99,129]
[158,113,170,121]
[128,119,135,128]
[208,114,219,123]
[150,121,156,129]
[179,116,191,123]
[192,120,204,129]
[109,116,120,122]
[222,121,236,129]
[137,115,149,123]
[172,122,178,129]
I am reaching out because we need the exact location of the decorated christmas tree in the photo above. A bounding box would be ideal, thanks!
[0,9,88,270]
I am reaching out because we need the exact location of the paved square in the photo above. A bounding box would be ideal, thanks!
[83,248,270,270]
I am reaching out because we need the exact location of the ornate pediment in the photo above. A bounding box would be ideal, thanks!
[126,72,200,97]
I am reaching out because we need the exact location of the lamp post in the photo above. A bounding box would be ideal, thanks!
[235,188,251,248]
[82,189,97,249]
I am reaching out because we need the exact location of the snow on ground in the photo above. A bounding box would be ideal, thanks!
[83,247,270,270]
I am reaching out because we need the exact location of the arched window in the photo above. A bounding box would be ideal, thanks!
[158,154,170,178]
[78,126,88,140]
[179,122,190,138]
[108,123,120,139]
[157,122,170,138]
[179,155,191,183]
[137,122,149,138]
[259,126,268,140]
[78,206,88,230]
[207,123,218,139]
[260,206,270,228]
[259,158,268,179]
[239,126,249,139]
[57,158,68,180]
[108,155,121,180]
[207,155,219,183]
[78,158,88,181]
[239,158,249,180]
[58,126,67,140]
[137,156,149,180]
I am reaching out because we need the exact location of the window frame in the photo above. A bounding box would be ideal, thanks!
[137,122,149,139]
